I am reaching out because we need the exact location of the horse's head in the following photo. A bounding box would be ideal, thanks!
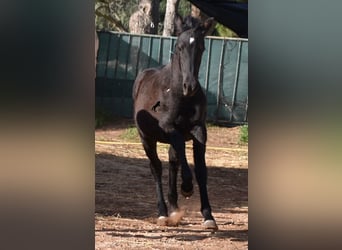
[172,16,214,97]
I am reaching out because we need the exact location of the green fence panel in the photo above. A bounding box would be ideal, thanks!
[96,31,248,124]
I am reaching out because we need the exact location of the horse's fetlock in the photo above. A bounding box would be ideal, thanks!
[181,182,194,198]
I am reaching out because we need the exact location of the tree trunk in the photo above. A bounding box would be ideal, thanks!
[150,0,160,34]
[191,4,202,20]
[129,0,159,34]
[163,0,180,36]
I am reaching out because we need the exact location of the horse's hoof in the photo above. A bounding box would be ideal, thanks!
[203,220,218,230]
[157,216,168,226]
[168,210,184,226]
[181,183,194,198]
[181,188,194,198]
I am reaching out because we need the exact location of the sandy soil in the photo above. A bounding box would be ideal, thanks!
[95,119,248,249]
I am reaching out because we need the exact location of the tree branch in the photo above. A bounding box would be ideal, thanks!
[95,9,128,32]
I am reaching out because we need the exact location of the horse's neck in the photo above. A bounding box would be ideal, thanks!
[156,61,179,90]
[158,64,172,86]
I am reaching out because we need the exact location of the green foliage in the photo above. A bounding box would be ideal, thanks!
[95,0,138,31]
[206,122,216,128]
[159,0,191,18]
[213,23,238,38]
[178,0,192,16]
[96,0,192,35]
[95,0,243,37]
[120,126,139,141]
[240,125,248,144]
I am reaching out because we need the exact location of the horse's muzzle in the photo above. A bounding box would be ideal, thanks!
[183,82,199,97]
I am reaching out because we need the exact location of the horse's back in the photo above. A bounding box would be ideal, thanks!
[133,68,165,102]
[133,68,153,101]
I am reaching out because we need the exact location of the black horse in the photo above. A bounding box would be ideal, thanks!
[132,16,217,230]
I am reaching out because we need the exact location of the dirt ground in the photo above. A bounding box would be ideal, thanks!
[95,119,248,249]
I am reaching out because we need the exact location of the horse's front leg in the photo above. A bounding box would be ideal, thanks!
[191,125,218,230]
[168,146,179,212]
[167,145,185,226]
[158,92,181,133]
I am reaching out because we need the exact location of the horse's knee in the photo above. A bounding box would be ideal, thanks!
[191,125,207,145]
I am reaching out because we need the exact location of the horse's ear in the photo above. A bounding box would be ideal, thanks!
[202,17,215,35]
[174,14,184,36]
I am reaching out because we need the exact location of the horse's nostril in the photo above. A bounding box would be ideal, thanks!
[183,83,189,96]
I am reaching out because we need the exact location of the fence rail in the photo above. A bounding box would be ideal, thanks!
[96,31,248,124]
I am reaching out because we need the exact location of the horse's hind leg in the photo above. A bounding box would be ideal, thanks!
[141,138,168,224]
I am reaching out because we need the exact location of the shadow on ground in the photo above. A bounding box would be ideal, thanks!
[95,153,248,218]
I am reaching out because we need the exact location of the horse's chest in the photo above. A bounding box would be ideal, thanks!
[178,104,196,119]
[176,99,202,123]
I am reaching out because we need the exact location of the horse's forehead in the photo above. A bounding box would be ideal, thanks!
[179,30,200,45]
